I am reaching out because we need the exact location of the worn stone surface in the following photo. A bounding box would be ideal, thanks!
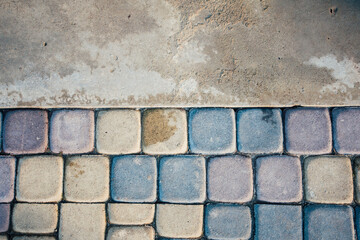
[107,226,155,240]
[355,158,360,204]
[0,157,15,203]
[0,236,6,240]
[13,237,55,240]
[0,204,10,233]
[108,203,154,225]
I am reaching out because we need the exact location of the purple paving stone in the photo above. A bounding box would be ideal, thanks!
[3,110,48,154]
[0,157,15,203]
[207,155,253,203]
[50,110,94,154]
[256,155,302,203]
[333,107,360,154]
[285,108,332,155]
[0,204,10,232]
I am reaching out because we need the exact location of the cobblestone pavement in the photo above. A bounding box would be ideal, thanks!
[0,107,359,239]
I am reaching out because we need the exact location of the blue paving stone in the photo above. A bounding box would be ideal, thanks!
[205,204,251,240]
[255,204,302,240]
[237,109,283,153]
[0,157,15,203]
[0,204,10,232]
[189,108,236,154]
[111,156,157,203]
[305,205,355,240]
[159,156,205,203]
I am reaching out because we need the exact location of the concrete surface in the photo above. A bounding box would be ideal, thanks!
[1,0,359,107]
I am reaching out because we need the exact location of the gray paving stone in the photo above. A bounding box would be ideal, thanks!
[189,108,236,154]
[304,205,355,240]
[207,155,253,203]
[107,226,155,240]
[0,157,15,203]
[256,155,302,203]
[3,110,48,154]
[237,108,283,153]
[255,204,302,240]
[356,207,360,240]
[12,237,55,240]
[355,158,360,204]
[285,108,332,155]
[0,204,10,233]
[107,203,154,225]
[159,156,205,203]
[205,204,251,240]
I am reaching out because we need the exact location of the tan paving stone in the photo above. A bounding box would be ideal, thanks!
[108,203,154,225]
[107,226,155,240]
[0,236,7,240]
[13,237,56,240]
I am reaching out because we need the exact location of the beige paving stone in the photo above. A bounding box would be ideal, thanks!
[142,109,187,155]
[96,110,141,154]
[16,156,63,202]
[0,236,7,240]
[107,226,155,240]
[12,204,58,234]
[156,204,203,238]
[59,203,106,240]
[305,156,353,204]
[13,237,56,240]
[65,155,109,202]
[108,203,155,225]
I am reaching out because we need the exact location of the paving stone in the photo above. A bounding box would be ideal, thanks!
[16,156,63,202]
[0,157,15,203]
[207,155,253,203]
[189,108,236,154]
[96,110,141,154]
[254,204,302,240]
[256,155,302,203]
[0,236,6,240]
[13,237,55,240]
[356,207,360,240]
[3,110,48,154]
[284,108,332,154]
[305,205,355,240]
[12,204,58,234]
[108,203,154,225]
[142,109,187,155]
[355,158,360,204]
[50,110,94,154]
[205,204,251,240]
[107,226,155,240]
[59,203,106,240]
[159,156,205,203]
[333,107,360,154]
[0,204,10,233]
[156,204,203,238]
[304,156,353,204]
[111,156,157,202]
[237,108,283,153]
[65,155,109,202]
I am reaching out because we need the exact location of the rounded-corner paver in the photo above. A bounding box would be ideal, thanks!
[107,226,155,240]
[0,157,15,203]
[107,203,155,225]
[0,204,10,233]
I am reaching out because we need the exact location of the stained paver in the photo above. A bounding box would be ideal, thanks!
[0,204,10,233]
[0,157,15,203]
[107,226,155,240]
[108,203,154,225]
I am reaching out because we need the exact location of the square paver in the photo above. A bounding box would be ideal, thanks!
[284,108,332,154]
[12,204,58,234]
[111,156,157,202]
[96,110,141,154]
[256,155,302,203]
[0,204,10,232]
[108,203,154,225]
[189,108,236,154]
[159,156,205,203]
[254,204,302,240]
[16,156,63,202]
[305,156,353,204]
[59,203,106,240]
[3,110,48,154]
[237,108,283,153]
[0,157,15,203]
[156,204,203,238]
[50,110,94,154]
[142,109,187,155]
[207,155,253,203]
[65,155,109,202]
[305,205,355,240]
[107,226,155,240]
[205,204,251,240]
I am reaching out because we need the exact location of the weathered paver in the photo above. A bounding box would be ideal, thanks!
[50,110,94,154]
[237,109,283,153]
[0,157,15,203]
[256,155,302,203]
[111,156,157,202]
[108,203,154,225]
[13,237,56,240]
[12,204,58,234]
[254,204,302,240]
[207,155,253,203]
[356,207,360,240]
[355,158,360,204]
[205,204,251,240]
[107,226,155,240]
[0,204,10,233]
[142,109,187,154]
[189,108,236,154]
[16,156,63,202]
[304,156,353,204]
[156,204,203,238]
[3,110,48,154]
[59,203,106,240]
[96,110,141,154]
[159,156,205,203]
[285,108,332,155]
[0,236,7,240]
[305,205,355,240]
